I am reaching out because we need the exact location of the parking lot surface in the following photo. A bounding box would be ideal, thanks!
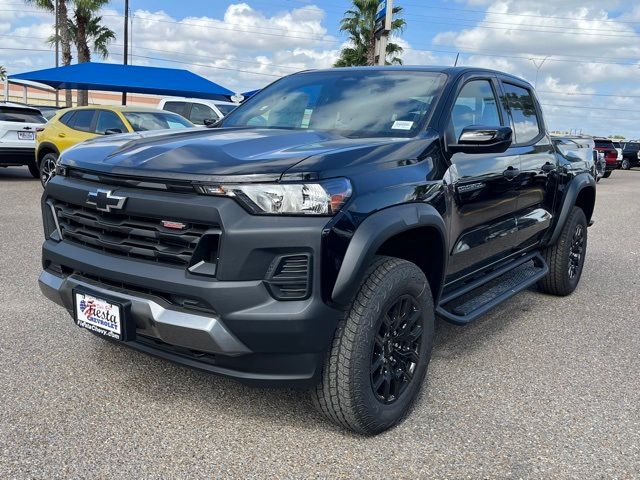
[1,168,639,478]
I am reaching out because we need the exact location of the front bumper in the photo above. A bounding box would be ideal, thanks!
[39,175,345,388]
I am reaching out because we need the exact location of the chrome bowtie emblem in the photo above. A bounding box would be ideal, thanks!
[86,189,127,212]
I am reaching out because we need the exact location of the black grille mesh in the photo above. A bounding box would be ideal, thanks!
[53,200,210,267]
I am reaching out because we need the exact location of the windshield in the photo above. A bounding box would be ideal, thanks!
[222,70,447,138]
[215,103,237,116]
[123,111,193,131]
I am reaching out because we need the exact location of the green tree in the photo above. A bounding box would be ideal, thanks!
[69,0,115,105]
[334,0,406,67]
[26,0,74,106]
[0,65,6,81]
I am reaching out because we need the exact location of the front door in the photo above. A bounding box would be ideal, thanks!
[443,76,521,280]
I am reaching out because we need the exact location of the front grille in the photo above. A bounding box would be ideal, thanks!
[53,200,212,267]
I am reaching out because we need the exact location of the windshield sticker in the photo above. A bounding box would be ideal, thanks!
[391,120,414,130]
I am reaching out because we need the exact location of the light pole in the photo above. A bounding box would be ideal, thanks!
[122,0,129,105]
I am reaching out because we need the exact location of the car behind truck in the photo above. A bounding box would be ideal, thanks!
[38,67,595,434]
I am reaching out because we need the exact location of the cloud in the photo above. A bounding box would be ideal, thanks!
[431,0,640,137]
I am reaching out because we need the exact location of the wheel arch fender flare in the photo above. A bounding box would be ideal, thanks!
[331,203,448,306]
[546,172,596,247]
[36,142,60,164]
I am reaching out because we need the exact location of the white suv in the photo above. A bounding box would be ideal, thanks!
[0,102,47,177]
[158,97,238,125]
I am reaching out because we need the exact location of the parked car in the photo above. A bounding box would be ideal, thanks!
[158,97,239,125]
[593,137,619,178]
[621,141,640,170]
[0,102,47,178]
[39,66,596,434]
[611,141,624,165]
[35,106,194,185]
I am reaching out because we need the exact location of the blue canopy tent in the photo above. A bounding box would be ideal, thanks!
[9,62,235,101]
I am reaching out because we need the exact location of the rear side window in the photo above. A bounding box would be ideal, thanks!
[502,83,541,144]
[95,110,127,134]
[163,101,190,118]
[0,107,46,123]
[624,142,640,152]
[449,79,501,141]
[69,110,96,132]
[189,103,217,125]
[59,111,75,126]
[594,140,614,149]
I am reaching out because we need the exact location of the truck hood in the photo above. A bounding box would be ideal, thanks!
[59,127,412,181]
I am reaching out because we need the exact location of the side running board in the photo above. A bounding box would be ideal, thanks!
[436,252,549,325]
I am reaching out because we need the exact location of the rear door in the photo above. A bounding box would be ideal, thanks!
[57,109,98,152]
[444,75,521,279]
[0,106,46,149]
[498,79,557,250]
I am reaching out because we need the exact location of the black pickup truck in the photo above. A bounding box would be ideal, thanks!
[39,67,596,434]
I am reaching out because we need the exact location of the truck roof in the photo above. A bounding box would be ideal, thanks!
[297,66,532,88]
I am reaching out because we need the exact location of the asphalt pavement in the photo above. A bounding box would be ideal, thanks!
[1,167,638,479]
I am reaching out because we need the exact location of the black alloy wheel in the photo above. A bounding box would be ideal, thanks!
[370,295,423,404]
[39,153,58,187]
[568,224,585,279]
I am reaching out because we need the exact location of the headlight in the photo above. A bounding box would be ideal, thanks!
[198,178,352,215]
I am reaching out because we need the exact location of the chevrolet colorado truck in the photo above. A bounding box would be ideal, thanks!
[39,67,596,434]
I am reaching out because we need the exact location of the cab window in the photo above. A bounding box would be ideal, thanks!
[95,110,127,134]
[502,83,540,144]
[449,80,501,142]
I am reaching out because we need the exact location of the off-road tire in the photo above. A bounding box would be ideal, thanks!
[538,207,587,296]
[311,256,434,435]
[603,171,612,178]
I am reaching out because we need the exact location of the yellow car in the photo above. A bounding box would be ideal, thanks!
[35,105,194,185]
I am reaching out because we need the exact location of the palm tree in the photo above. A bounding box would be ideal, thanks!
[26,0,73,106]
[69,0,115,105]
[334,0,406,67]
[0,65,6,81]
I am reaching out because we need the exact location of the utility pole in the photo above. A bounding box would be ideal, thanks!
[374,0,393,66]
[530,55,550,88]
[54,0,59,107]
[122,0,129,105]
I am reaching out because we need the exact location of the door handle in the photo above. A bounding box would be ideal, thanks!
[58,133,66,138]
[503,167,519,179]
[541,162,556,172]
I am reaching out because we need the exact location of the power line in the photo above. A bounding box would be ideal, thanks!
[538,90,640,99]
[399,2,640,26]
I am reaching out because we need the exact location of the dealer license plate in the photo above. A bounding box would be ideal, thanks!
[17,131,35,140]
[74,291,123,340]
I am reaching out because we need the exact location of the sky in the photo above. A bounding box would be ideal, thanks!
[2,0,640,138]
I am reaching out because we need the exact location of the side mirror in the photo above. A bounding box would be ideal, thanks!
[203,118,218,127]
[104,128,123,135]
[449,126,513,154]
